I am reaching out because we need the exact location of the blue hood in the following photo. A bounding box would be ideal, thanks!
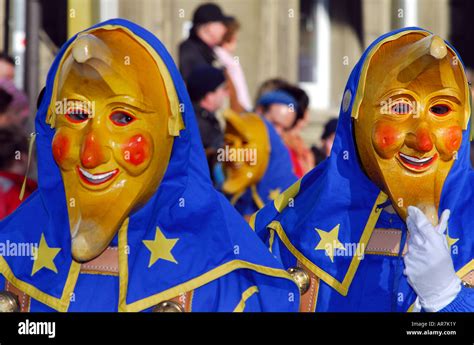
[252,27,473,296]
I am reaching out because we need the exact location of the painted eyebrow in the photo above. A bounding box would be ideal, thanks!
[426,88,462,104]
[55,95,95,115]
[375,89,417,106]
[375,88,463,106]
[106,95,155,113]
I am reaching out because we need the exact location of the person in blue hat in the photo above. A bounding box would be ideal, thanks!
[251,28,473,312]
[0,19,299,312]
[256,90,298,135]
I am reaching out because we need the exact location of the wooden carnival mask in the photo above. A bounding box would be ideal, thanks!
[222,110,270,195]
[353,32,470,224]
[47,27,180,262]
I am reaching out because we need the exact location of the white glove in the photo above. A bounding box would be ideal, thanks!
[403,206,461,312]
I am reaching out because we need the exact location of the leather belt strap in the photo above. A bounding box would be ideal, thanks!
[5,280,30,312]
[80,247,119,275]
[297,261,319,312]
[366,228,408,256]
[462,270,473,286]
[366,229,473,287]
[170,291,194,312]
[80,247,195,311]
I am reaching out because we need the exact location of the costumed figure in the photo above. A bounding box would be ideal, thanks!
[252,28,473,312]
[0,19,299,312]
[222,109,297,220]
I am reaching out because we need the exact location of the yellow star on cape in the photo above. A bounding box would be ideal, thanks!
[31,233,61,276]
[446,226,459,250]
[314,224,345,263]
[268,188,281,201]
[143,227,179,268]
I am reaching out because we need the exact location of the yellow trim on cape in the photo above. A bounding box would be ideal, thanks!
[274,179,301,212]
[268,229,275,253]
[267,191,388,296]
[230,189,245,206]
[248,212,257,231]
[251,185,265,209]
[0,254,81,312]
[46,24,185,136]
[117,216,296,312]
[457,259,473,279]
[119,260,294,312]
[233,286,259,312]
[351,29,471,129]
[407,302,416,312]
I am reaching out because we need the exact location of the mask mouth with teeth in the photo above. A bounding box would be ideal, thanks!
[352,32,471,224]
[47,27,179,262]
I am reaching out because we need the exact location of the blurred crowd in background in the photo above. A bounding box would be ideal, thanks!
[0,52,36,219]
[180,3,337,187]
[0,0,474,220]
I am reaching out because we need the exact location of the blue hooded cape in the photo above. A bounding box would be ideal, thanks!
[231,120,297,217]
[252,27,473,312]
[0,19,299,312]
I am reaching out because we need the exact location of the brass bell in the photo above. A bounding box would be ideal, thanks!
[462,280,473,288]
[287,267,310,295]
[152,300,184,312]
[0,291,20,312]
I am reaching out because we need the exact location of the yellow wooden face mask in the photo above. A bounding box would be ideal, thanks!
[222,110,270,195]
[48,27,176,262]
[353,32,470,224]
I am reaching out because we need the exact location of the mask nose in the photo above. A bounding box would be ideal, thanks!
[405,125,434,153]
[80,132,110,168]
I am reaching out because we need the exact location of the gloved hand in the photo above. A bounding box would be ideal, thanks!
[403,206,461,312]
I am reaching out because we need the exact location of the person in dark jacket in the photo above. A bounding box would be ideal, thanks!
[187,66,228,184]
[179,3,233,80]
[312,118,338,165]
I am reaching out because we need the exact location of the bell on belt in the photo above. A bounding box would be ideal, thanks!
[0,291,20,312]
[152,301,184,312]
[287,267,310,295]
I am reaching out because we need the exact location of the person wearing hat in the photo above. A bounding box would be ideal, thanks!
[179,3,233,81]
[256,90,298,135]
[277,84,315,176]
[256,90,314,177]
[187,65,228,183]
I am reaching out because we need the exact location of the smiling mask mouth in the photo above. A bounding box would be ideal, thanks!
[397,152,438,171]
[77,166,119,185]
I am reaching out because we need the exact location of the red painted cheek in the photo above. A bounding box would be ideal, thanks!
[443,126,462,153]
[373,123,399,150]
[122,134,150,166]
[52,134,70,165]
